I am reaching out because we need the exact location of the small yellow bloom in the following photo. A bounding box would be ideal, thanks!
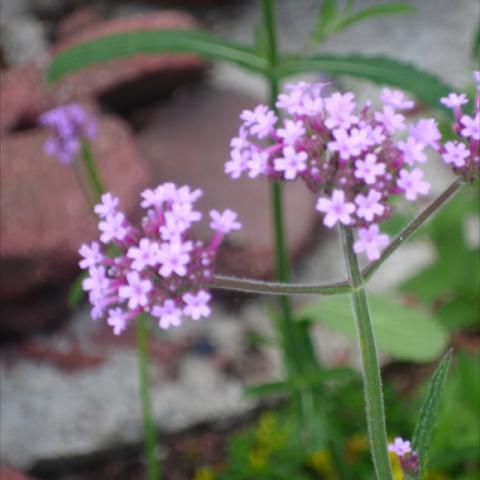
[345,433,369,463]
[194,466,217,480]
[306,450,334,478]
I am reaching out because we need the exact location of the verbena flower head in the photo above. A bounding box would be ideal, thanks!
[79,183,241,335]
[226,77,479,261]
[39,103,96,164]
[440,71,480,181]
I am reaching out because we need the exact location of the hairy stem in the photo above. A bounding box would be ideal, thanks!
[136,314,161,480]
[340,225,393,480]
[212,274,350,295]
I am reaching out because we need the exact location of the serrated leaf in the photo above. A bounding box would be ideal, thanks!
[47,29,268,83]
[300,294,448,362]
[277,53,453,112]
[333,3,416,32]
[412,349,453,479]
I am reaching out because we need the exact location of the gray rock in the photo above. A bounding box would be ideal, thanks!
[0,16,48,65]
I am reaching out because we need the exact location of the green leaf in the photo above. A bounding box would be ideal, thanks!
[333,3,416,32]
[412,349,453,479]
[245,380,288,397]
[68,272,86,308]
[47,29,267,83]
[312,0,338,43]
[300,294,448,362]
[277,53,453,112]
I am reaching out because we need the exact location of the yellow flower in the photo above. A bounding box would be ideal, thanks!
[248,446,270,469]
[306,450,334,478]
[194,466,217,480]
[345,433,369,463]
[389,451,404,480]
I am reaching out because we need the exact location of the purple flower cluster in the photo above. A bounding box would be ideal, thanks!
[388,437,419,476]
[439,71,480,181]
[39,104,96,164]
[226,76,479,261]
[79,183,241,334]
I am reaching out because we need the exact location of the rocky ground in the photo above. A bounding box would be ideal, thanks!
[0,0,478,478]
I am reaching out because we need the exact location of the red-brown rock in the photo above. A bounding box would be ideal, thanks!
[51,11,207,112]
[135,86,320,279]
[0,465,36,480]
[0,112,149,334]
[55,7,102,42]
[0,61,52,132]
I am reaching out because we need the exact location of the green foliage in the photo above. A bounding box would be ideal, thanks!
[47,30,268,83]
[300,294,448,362]
[312,0,415,44]
[412,350,452,479]
[400,184,480,332]
[68,271,86,308]
[277,53,453,112]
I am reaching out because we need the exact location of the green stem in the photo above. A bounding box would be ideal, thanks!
[261,0,297,368]
[80,139,105,202]
[340,225,393,480]
[136,314,161,480]
[212,274,350,295]
[363,177,465,281]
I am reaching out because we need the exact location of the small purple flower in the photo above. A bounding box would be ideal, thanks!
[127,238,160,271]
[209,209,242,233]
[39,103,96,164]
[316,190,356,228]
[355,190,385,222]
[119,271,152,310]
[375,106,405,133]
[94,193,119,218]
[247,151,269,178]
[82,266,109,293]
[152,299,182,329]
[240,104,277,139]
[442,141,469,167]
[107,308,127,335]
[277,119,306,145]
[440,93,468,108]
[410,119,441,149]
[99,212,128,244]
[354,154,386,185]
[274,146,308,179]
[397,138,427,165]
[353,225,389,261]
[79,241,103,269]
[328,128,362,160]
[381,88,414,110]
[460,113,480,140]
[388,437,412,457]
[325,92,358,130]
[225,149,248,179]
[157,240,192,278]
[183,290,211,320]
[397,168,430,201]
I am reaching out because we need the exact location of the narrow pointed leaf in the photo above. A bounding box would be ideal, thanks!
[312,0,338,43]
[277,53,453,112]
[412,349,453,479]
[47,29,268,83]
[333,3,416,32]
